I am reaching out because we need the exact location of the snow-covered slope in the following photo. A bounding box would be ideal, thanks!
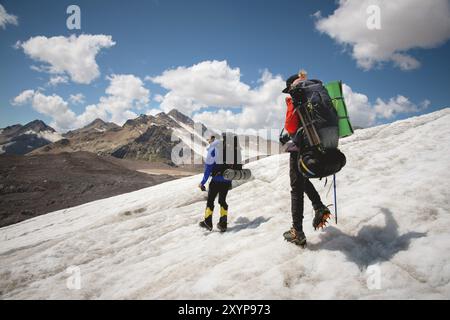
[1,109,449,299]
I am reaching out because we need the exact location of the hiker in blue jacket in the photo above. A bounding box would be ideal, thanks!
[198,135,232,232]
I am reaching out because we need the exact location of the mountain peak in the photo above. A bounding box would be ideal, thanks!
[167,109,194,126]
[90,118,107,126]
[80,118,119,131]
[123,114,154,128]
[23,120,55,133]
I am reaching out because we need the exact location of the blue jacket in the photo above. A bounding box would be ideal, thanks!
[200,162,231,186]
[200,140,231,186]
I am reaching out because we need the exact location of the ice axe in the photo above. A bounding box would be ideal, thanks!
[333,174,337,224]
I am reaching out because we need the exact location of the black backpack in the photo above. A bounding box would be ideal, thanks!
[288,79,346,178]
[212,133,243,176]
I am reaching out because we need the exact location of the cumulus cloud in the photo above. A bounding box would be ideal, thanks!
[69,93,85,105]
[342,84,377,127]
[149,61,286,130]
[149,60,253,114]
[0,4,18,29]
[12,90,78,131]
[48,75,69,87]
[12,74,150,131]
[194,80,430,130]
[149,60,429,130]
[17,34,116,84]
[343,84,429,127]
[153,94,164,103]
[146,108,163,116]
[374,95,427,119]
[96,74,150,124]
[315,0,450,70]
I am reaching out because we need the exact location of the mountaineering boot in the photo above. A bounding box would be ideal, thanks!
[217,207,228,232]
[199,207,213,231]
[283,228,307,247]
[312,204,332,230]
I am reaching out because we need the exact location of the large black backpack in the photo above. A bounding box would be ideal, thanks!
[288,79,346,179]
[211,133,252,181]
[212,133,242,174]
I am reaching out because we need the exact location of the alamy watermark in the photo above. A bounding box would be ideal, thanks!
[366,5,381,30]
[366,264,382,290]
[66,265,82,290]
[66,5,81,30]
[169,123,284,168]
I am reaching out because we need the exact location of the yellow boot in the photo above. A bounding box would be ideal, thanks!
[217,207,228,232]
[199,207,213,231]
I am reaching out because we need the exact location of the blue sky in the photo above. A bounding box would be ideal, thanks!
[0,0,449,130]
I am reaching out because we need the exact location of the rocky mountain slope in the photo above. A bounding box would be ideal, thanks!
[0,152,175,227]
[0,120,62,155]
[30,109,278,165]
[1,109,279,164]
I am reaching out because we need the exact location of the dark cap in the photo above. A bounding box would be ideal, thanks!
[282,74,300,93]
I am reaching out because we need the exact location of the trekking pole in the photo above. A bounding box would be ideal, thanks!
[333,174,337,224]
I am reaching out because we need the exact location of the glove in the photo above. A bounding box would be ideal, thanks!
[279,133,291,146]
[199,184,206,192]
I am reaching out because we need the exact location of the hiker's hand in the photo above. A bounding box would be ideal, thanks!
[279,133,290,145]
[199,184,206,192]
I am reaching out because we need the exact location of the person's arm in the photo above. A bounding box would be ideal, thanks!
[200,163,213,187]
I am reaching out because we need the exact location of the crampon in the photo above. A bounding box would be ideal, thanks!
[313,206,333,230]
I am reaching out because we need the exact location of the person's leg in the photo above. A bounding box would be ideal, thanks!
[298,163,332,230]
[284,152,307,246]
[217,182,230,211]
[206,181,219,212]
[289,152,305,232]
[217,182,231,232]
[303,178,333,230]
[299,164,331,229]
[304,178,322,209]
[200,181,219,230]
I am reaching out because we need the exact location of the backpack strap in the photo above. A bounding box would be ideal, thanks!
[234,135,238,166]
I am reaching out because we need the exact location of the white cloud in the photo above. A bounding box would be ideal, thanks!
[150,60,253,114]
[69,93,85,105]
[342,84,377,127]
[374,95,426,119]
[150,61,286,130]
[315,0,450,70]
[79,74,150,126]
[151,60,427,130]
[17,34,116,84]
[146,108,163,116]
[75,104,109,129]
[193,78,430,130]
[48,75,68,87]
[96,74,150,124]
[153,94,164,103]
[0,4,18,29]
[12,74,150,131]
[342,84,429,127]
[12,90,35,106]
[12,90,78,131]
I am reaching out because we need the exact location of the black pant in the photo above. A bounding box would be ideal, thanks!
[290,152,322,231]
[206,180,231,211]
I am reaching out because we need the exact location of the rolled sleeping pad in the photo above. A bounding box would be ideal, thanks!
[325,81,354,138]
[223,169,252,181]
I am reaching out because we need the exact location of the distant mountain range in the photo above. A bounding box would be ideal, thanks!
[0,109,279,164]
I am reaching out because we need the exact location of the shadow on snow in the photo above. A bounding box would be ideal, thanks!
[308,208,426,269]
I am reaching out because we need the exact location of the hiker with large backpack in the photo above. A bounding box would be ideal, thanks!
[198,133,249,232]
[280,70,348,247]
